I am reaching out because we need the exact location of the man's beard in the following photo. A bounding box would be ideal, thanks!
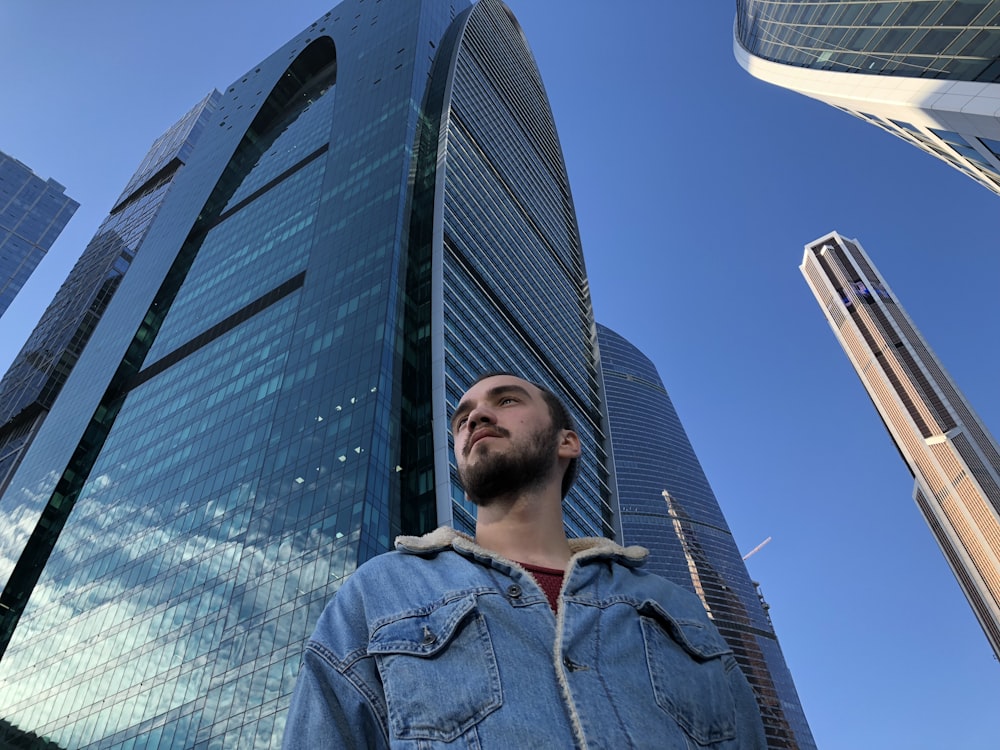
[457,424,560,505]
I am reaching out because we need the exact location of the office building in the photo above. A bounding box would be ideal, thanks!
[734,1,1000,195]
[0,151,79,318]
[0,93,219,498]
[0,0,611,747]
[801,231,1000,659]
[598,323,816,750]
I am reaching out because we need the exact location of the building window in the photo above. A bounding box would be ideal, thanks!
[930,128,999,173]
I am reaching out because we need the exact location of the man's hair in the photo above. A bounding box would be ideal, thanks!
[467,371,579,498]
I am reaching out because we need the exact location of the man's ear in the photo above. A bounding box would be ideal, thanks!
[557,429,581,459]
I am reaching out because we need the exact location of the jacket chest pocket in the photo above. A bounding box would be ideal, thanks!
[639,601,737,746]
[368,594,502,742]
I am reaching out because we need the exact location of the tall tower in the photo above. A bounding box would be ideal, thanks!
[0,93,219,497]
[734,1,1000,196]
[0,150,79,317]
[0,1,610,747]
[801,231,1000,659]
[597,323,815,750]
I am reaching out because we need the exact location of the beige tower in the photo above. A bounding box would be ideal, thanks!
[802,231,1000,659]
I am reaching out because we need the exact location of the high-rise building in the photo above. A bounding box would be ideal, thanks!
[597,323,816,750]
[734,1,1000,196]
[801,231,1000,660]
[0,151,79,318]
[0,93,219,498]
[0,1,611,747]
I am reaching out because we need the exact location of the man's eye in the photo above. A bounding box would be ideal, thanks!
[499,397,516,405]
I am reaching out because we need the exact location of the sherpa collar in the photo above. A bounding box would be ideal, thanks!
[395,525,649,568]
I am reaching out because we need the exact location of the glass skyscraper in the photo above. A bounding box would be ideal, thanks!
[734,1,1000,195]
[802,231,1000,661]
[0,1,610,747]
[597,323,815,750]
[0,150,79,318]
[0,93,219,499]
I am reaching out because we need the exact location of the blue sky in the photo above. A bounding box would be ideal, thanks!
[2,2,1000,747]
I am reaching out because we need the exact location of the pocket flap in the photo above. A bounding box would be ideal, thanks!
[369,594,478,657]
[640,600,731,660]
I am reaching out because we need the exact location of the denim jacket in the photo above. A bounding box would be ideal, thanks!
[282,527,766,749]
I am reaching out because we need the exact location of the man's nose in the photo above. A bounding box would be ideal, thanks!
[465,404,495,428]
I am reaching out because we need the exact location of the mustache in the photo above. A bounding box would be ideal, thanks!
[463,426,510,457]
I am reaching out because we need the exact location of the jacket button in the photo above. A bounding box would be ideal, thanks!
[507,584,522,598]
[421,626,436,645]
[563,656,588,672]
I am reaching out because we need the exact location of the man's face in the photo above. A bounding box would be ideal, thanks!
[451,375,561,505]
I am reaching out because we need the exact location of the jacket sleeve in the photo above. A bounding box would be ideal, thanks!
[281,642,388,750]
[281,578,390,750]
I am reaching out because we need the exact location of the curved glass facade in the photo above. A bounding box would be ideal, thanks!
[598,323,815,750]
[737,1,1000,80]
[0,1,612,747]
[434,0,612,538]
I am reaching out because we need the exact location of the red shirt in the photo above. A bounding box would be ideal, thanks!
[518,561,565,613]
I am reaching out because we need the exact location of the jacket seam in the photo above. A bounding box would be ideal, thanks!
[307,638,366,671]
[304,642,391,746]
[590,609,637,750]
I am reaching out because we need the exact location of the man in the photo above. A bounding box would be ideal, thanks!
[283,373,766,748]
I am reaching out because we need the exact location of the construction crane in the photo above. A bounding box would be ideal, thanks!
[741,536,772,561]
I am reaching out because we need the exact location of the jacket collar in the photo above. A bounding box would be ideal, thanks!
[395,525,649,568]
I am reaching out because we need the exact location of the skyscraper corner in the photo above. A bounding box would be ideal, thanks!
[801,230,1000,660]
[734,1,1000,196]
[0,151,80,319]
